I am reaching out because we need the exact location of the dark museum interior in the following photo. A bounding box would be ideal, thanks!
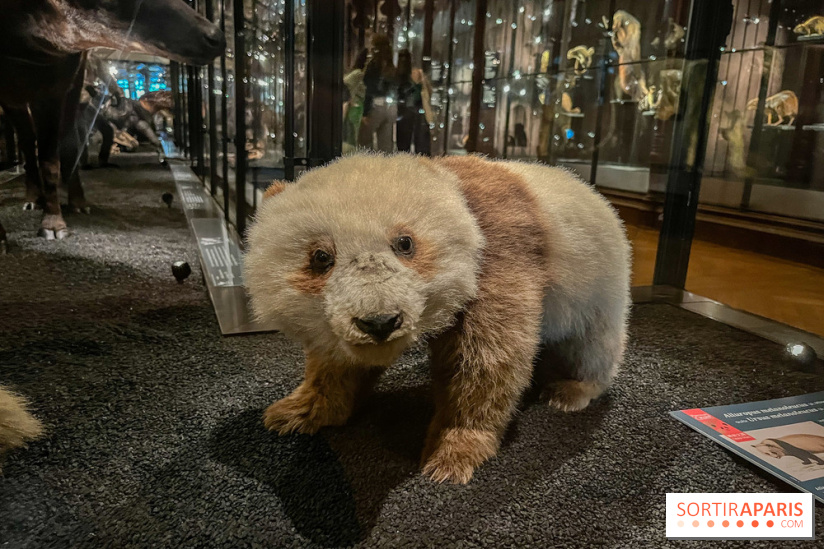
[1,0,824,546]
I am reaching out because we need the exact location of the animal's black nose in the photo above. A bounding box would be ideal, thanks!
[354,313,403,341]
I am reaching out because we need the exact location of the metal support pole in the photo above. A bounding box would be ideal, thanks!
[233,0,247,237]
[653,0,733,288]
[465,0,487,154]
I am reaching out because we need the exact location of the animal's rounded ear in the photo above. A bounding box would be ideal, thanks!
[263,180,288,201]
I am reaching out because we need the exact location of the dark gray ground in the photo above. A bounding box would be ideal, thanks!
[1,153,823,548]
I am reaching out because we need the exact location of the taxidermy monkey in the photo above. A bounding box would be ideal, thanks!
[794,16,824,36]
[245,154,631,484]
[604,10,648,101]
[753,435,824,466]
[747,90,798,126]
[567,45,595,76]
[0,386,43,472]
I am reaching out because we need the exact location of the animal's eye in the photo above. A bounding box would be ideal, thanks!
[310,249,334,274]
[393,236,415,257]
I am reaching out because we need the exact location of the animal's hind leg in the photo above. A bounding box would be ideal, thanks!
[61,125,89,214]
[538,315,626,412]
[31,101,69,239]
[4,107,42,210]
[0,219,7,253]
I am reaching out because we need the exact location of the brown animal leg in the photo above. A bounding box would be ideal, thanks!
[4,106,42,210]
[62,129,89,214]
[31,102,68,239]
[63,59,90,214]
[538,314,625,412]
[263,350,385,435]
[0,219,6,254]
[423,281,544,484]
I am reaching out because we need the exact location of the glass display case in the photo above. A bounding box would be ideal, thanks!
[170,0,822,334]
[701,0,824,221]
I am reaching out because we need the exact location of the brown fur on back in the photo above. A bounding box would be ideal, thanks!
[422,157,549,478]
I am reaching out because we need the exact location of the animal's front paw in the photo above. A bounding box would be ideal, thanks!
[262,388,345,435]
[421,428,498,484]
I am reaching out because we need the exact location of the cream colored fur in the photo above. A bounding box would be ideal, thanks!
[502,161,631,389]
[245,154,484,366]
[0,385,43,471]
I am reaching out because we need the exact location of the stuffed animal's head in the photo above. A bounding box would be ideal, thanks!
[244,154,484,366]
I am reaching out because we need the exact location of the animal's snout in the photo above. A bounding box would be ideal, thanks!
[203,25,226,51]
[354,313,404,341]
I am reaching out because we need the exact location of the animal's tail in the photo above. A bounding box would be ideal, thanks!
[0,385,44,466]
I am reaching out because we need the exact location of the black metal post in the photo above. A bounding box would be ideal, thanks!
[652,0,733,288]
[233,0,247,237]
[422,0,434,75]
[207,0,219,195]
[465,0,487,154]
[307,0,344,164]
[284,0,295,180]
[219,0,229,221]
[195,69,205,176]
[170,62,182,147]
[441,0,457,155]
[182,68,190,157]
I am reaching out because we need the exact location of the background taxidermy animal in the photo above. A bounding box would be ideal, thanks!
[747,90,798,126]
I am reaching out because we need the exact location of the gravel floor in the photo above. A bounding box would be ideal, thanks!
[1,153,823,548]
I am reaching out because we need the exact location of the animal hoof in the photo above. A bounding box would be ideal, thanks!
[23,202,36,211]
[0,239,7,254]
[72,206,92,215]
[38,228,55,240]
[39,214,68,240]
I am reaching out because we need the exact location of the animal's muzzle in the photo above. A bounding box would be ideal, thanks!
[202,25,226,55]
[353,313,404,342]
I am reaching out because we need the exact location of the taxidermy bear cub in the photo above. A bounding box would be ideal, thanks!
[244,154,631,484]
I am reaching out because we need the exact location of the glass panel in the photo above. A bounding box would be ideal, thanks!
[688,0,824,336]
[243,0,287,213]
